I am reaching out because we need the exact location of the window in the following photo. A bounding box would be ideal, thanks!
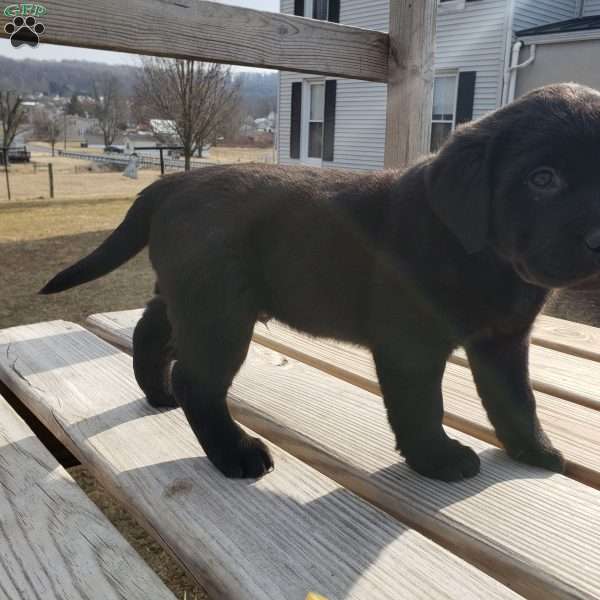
[438,0,467,10]
[290,80,336,163]
[312,0,328,19]
[308,82,325,159]
[306,0,328,19]
[431,75,457,152]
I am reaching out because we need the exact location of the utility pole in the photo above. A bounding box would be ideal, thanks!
[64,110,67,151]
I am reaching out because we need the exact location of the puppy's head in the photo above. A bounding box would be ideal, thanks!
[426,82,600,289]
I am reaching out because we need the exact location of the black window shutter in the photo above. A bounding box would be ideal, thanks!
[290,82,302,159]
[455,71,476,125]
[328,0,340,22]
[323,80,337,162]
[294,0,304,16]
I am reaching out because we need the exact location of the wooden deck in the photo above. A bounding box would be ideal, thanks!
[0,312,598,599]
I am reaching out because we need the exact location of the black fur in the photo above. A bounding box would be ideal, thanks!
[43,84,600,481]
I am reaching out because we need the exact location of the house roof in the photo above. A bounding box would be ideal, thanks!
[517,15,600,38]
[125,133,161,143]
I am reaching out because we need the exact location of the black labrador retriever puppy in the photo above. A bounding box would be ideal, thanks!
[42,83,600,482]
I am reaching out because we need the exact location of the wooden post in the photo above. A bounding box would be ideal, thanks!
[159,148,165,176]
[384,0,437,169]
[48,163,54,199]
[3,149,11,201]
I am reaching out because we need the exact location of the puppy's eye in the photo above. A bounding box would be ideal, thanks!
[528,167,560,191]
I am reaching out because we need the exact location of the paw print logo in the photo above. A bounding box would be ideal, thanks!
[4,16,45,48]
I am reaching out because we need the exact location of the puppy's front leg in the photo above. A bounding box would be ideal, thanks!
[465,331,565,472]
[373,346,480,481]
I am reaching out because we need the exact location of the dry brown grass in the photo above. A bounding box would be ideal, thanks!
[206,145,275,163]
[1,196,206,598]
[0,145,273,203]
[0,155,160,203]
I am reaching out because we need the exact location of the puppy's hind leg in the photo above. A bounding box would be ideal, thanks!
[133,295,178,408]
[168,269,273,479]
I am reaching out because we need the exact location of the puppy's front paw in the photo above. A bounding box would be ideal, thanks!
[208,435,274,479]
[145,390,178,409]
[507,443,565,473]
[405,439,480,482]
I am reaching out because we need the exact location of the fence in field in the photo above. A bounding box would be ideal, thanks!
[57,151,216,172]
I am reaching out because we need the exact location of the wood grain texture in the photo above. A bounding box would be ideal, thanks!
[0,321,520,600]
[451,343,600,412]
[0,395,176,600]
[532,314,600,363]
[0,0,389,82]
[384,0,436,168]
[86,311,600,489]
[85,311,600,600]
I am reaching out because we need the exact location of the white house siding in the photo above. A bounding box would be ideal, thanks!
[278,0,388,170]
[279,0,511,169]
[436,0,509,120]
[582,0,600,16]
[513,0,578,32]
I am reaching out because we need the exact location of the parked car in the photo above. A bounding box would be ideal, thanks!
[104,146,124,154]
[0,146,31,165]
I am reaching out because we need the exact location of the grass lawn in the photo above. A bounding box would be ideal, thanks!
[0,195,206,599]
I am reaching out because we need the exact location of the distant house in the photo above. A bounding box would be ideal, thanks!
[278,0,597,171]
[65,116,99,141]
[513,13,600,99]
[123,132,163,156]
[149,119,180,140]
[240,115,258,135]
[254,111,276,133]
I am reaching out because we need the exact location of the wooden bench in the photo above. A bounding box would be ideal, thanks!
[0,312,599,599]
[0,392,176,600]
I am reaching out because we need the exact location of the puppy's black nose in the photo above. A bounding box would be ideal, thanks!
[586,230,600,251]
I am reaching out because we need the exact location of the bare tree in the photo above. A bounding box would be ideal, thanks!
[135,58,239,170]
[32,108,63,157]
[92,75,127,147]
[0,90,26,150]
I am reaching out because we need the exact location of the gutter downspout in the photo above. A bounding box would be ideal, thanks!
[507,41,536,103]
[501,0,516,106]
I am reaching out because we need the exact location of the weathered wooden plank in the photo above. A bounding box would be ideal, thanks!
[87,311,600,489]
[0,321,519,600]
[0,395,176,600]
[532,314,600,363]
[452,344,600,412]
[85,311,600,600]
[0,0,389,82]
[384,0,436,168]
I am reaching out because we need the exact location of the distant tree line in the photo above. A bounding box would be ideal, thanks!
[0,56,277,120]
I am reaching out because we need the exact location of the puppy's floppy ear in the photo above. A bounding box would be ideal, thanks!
[425,125,493,254]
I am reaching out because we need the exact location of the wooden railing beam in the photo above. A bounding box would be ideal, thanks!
[0,0,389,82]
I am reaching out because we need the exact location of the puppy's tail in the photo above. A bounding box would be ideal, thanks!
[40,190,159,295]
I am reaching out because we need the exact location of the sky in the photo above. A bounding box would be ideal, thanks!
[0,0,279,65]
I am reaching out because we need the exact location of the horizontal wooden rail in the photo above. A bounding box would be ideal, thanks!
[0,0,390,82]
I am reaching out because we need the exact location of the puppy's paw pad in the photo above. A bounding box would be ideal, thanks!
[510,444,565,473]
[212,436,274,480]
[407,440,480,482]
